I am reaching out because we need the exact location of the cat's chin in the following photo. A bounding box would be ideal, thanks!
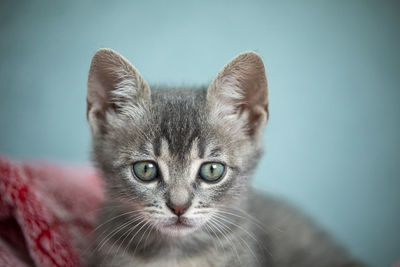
[161,223,198,237]
[157,218,200,237]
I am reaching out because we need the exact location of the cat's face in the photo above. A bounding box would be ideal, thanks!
[87,49,268,237]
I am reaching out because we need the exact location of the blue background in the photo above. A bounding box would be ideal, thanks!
[0,1,399,266]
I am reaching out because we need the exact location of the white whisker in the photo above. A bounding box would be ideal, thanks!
[97,215,145,252]
[209,215,242,265]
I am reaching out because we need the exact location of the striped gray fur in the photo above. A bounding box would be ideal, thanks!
[85,49,363,267]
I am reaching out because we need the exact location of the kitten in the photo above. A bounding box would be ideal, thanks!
[85,49,363,267]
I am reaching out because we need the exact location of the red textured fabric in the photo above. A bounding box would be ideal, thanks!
[0,156,104,267]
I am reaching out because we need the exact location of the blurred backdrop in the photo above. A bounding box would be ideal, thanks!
[0,1,399,266]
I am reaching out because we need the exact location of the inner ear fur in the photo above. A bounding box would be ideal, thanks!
[207,52,269,138]
[87,48,150,134]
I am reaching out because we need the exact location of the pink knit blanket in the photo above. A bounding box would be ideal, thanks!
[0,157,104,267]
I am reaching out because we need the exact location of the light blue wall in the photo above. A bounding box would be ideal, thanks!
[0,1,399,266]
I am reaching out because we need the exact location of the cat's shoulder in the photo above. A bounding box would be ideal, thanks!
[246,189,364,266]
[247,189,330,245]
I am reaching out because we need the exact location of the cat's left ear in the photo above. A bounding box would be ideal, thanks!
[207,52,268,139]
[87,48,150,135]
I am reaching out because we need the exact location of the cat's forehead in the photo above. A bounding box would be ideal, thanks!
[149,87,210,158]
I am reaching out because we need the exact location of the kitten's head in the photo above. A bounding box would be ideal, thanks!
[87,49,268,237]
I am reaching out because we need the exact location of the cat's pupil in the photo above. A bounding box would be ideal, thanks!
[210,165,215,174]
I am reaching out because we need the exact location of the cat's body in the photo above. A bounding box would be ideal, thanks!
[89,189,359,267]
[85,49,362,267]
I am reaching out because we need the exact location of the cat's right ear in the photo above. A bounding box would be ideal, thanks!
[207,52,268,140]
[87,48,150,135]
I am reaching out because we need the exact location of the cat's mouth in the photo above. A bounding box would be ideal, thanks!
[160,217,198,236]
[167,221,192,228]
[166,216,193,227]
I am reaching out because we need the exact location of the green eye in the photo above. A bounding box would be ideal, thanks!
[132,161,158,182]
[199,162,225,182]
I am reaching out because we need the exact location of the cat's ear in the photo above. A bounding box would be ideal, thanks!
[207,52,268,139]
[87,48,150,134]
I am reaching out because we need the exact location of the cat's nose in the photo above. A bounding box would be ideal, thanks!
[166,201,191,216]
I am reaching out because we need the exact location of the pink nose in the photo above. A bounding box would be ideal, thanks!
[167,202,190,216]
